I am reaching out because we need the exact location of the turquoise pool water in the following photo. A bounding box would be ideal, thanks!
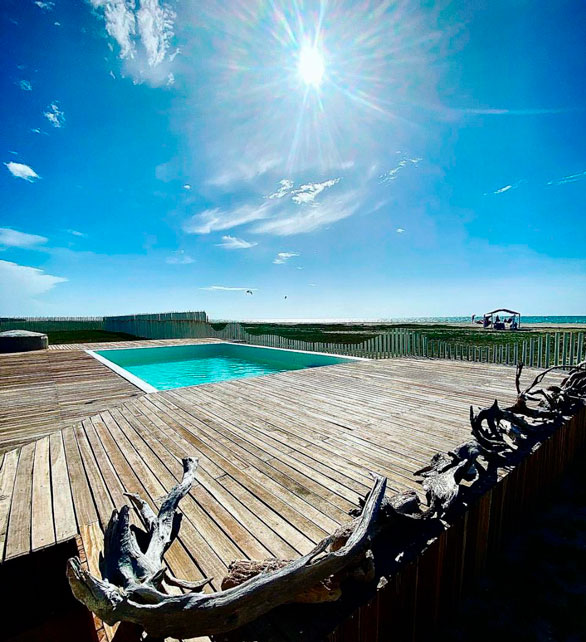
[93,343,354,391]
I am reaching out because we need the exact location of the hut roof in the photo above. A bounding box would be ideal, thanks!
[483,308,520,316]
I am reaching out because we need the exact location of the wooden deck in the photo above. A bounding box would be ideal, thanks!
[0,339,221,453]
[0,341,539,640]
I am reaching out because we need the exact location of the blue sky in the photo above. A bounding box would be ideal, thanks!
[1,0,585,319]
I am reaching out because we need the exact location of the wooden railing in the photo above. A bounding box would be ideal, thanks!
[103,311,208,338]
[210,325,586,368]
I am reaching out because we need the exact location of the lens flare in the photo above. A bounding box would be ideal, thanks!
[298,43,325,87]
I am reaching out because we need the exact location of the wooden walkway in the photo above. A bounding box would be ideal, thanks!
[0,342,541,640]
[0,339,221,453]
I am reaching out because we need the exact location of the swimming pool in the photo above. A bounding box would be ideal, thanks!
[89,342,357,392]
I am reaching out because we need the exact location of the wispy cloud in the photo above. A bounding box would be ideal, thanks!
[0,228,47,249]
[18,80,32,91]
[266,177,340,204]
[273,252,299,264]
[166,250,194,264]
[291,178,340,204]
[484,179,526,196]
[396,228,405,234]
[34,1,55,10]
[0,260,66,311]
[255,189,361,236]
[136,0,175,67]
[44,102,65,128]
[183,202,273,235]
[89,0,176,85]
[547,169,586,186]
[216,235,258,250]
[66,229,88,238]
[267,179,294,199]
[208,157,280,187]
[4,161,41,182]
[379,157,421,183]
[200,285,257,292]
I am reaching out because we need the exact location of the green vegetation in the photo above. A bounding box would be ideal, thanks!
[46,330,141,345]
[241,322,581,348]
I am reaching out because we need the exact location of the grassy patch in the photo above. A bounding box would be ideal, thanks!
[47,330,141,345]
[240,322,580,347]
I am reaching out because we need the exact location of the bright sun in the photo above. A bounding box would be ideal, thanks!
[298,43,325,87]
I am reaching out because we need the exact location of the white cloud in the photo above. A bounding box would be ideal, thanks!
[396,228,405,233]
[216,235,258,250]
[4,162,40,182]
[379,158,421,183]
[183,184,191,190]
[137,0,175,67]
[44,102,65,128]
[547,170,586,186]
[18,80,32,91]
[0,260,66,310]
[90,0,176,86]
[183,202,273,235]
[484,179,526,196]
[34,1,55,10]
[273,252,299,264]
[208,157,280,187]
[291,178,340,204]
[200,285,257,292]
[0,228,47,248]
[66,229,88,238]
[91,0,136,59]
[166,250,194,264]
[255,190,360,236]
[267,179,294,199]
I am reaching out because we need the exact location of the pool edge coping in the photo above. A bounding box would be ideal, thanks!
[86,341,369,393]
[87,349,158,393]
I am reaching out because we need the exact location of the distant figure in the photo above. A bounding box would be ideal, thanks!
[284,295,287,299]
[483,316,491,328]
[471,314,476,323]
[511,319,518,330]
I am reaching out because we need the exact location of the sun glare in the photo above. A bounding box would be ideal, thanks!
[298,43,325,87]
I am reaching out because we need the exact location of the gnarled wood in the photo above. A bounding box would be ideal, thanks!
[221,559,343,602]
[67,473,386,638]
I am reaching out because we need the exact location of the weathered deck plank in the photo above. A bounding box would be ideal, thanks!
[0,339,222,453]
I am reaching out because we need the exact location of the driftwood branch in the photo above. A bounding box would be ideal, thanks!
[68,472,386,638]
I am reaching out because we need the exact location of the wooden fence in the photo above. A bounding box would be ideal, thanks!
[103,311,209,339]
[210,325,585,368]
